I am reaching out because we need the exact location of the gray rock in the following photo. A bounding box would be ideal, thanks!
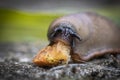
[0,42,120,80]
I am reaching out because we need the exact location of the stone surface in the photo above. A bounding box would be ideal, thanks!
[0,42,120,80]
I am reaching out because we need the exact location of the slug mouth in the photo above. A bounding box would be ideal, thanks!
[50,34,72,46]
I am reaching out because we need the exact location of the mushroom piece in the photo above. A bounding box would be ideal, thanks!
[33,41,71,67]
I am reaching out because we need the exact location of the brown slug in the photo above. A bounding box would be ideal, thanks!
[33,12,120,67]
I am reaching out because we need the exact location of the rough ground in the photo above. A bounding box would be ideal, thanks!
[0,42,120,80]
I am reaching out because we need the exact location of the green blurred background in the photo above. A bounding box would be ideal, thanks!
[0,0,120,43]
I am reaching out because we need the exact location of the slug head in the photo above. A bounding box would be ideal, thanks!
[48,23,82,47]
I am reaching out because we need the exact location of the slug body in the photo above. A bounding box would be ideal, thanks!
[48,12,120,63]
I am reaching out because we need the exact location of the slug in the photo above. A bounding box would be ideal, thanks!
[33,12,120,67]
